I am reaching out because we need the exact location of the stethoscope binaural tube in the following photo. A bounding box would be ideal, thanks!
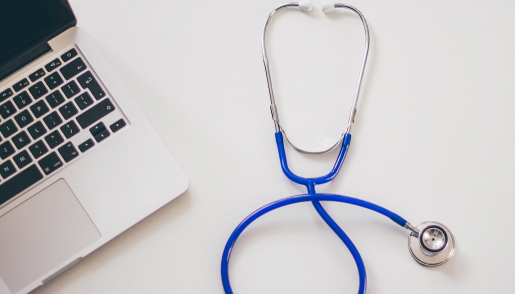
[262,2,369,154]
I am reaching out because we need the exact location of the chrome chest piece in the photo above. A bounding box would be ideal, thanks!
[406,221,455,266]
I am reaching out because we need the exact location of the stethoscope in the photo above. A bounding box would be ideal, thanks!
[221,2,455,293]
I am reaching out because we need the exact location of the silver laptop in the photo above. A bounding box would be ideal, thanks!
[0,1,189,293]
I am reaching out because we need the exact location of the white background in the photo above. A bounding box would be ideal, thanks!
[36,0,514,293]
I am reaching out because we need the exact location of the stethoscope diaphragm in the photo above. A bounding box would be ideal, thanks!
[408,221,455,266]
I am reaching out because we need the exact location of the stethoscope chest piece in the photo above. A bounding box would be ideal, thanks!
[408,221,455,266]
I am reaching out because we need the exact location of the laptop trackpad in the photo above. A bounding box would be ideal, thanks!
[0,179,101,293]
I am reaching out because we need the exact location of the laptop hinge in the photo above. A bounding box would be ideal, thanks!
[0,42,52,82]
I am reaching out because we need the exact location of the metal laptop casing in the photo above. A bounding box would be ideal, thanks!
[0,27,189,294]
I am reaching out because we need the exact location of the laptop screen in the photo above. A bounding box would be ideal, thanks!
[0,0,76,79]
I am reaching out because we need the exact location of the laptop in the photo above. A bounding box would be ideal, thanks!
[0,1,189,293]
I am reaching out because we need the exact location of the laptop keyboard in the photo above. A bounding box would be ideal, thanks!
[0,47,129,207]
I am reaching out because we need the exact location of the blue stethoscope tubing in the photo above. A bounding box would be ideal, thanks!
[221,132,408,294]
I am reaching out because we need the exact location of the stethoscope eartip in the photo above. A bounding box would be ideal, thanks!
[408,222,455,266]
[297,1,312,12]
[321,2,335,13]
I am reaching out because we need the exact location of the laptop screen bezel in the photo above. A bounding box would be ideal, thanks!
[0,0,77,81]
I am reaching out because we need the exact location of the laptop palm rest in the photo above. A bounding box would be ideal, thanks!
[0,179,101,293]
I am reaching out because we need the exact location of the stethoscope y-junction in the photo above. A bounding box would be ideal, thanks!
[221,2,455,293]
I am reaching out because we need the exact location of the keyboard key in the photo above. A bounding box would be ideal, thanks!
[13,92,33,109]
[29,140,48,159]
[60,57,87,80]
[78,139,95,153]
[29,68,46,82]
[27,121,47,140]
[0,164,44,206]
[0,101,16,119]
[110,119,126,133]
[61,81,80,98]
[44,130,64,149]
[0,88,13,103]
[30,100,50,118]
[12,150,33,169]
[58,102,78,120]
[94,129,110,143]
[76,98,115,128]
[28,81,48,99]
[0,141,15,159]
[38,152,63,175]
[45,58,62,72]
[77,71,105,100]
[13,78,29,92]
[74,92,94,110]
[12,131,31,149]
[45,91,66,108]
[60,121,80,139]
[42,111,62,130]
[89,122,106,136]
[14,110,34,128]
[0,120,18,138]
[61,48,78,62]
[44,72,64,90]
[0,160,16,179]
[58,142,79,162]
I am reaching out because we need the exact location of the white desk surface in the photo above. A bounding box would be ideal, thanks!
[36,1,513,293]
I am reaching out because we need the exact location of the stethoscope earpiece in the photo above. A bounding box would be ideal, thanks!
[407,222,455,266]
[321,2,336,13]
[297,1,312,11]
[294,1,336,13]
